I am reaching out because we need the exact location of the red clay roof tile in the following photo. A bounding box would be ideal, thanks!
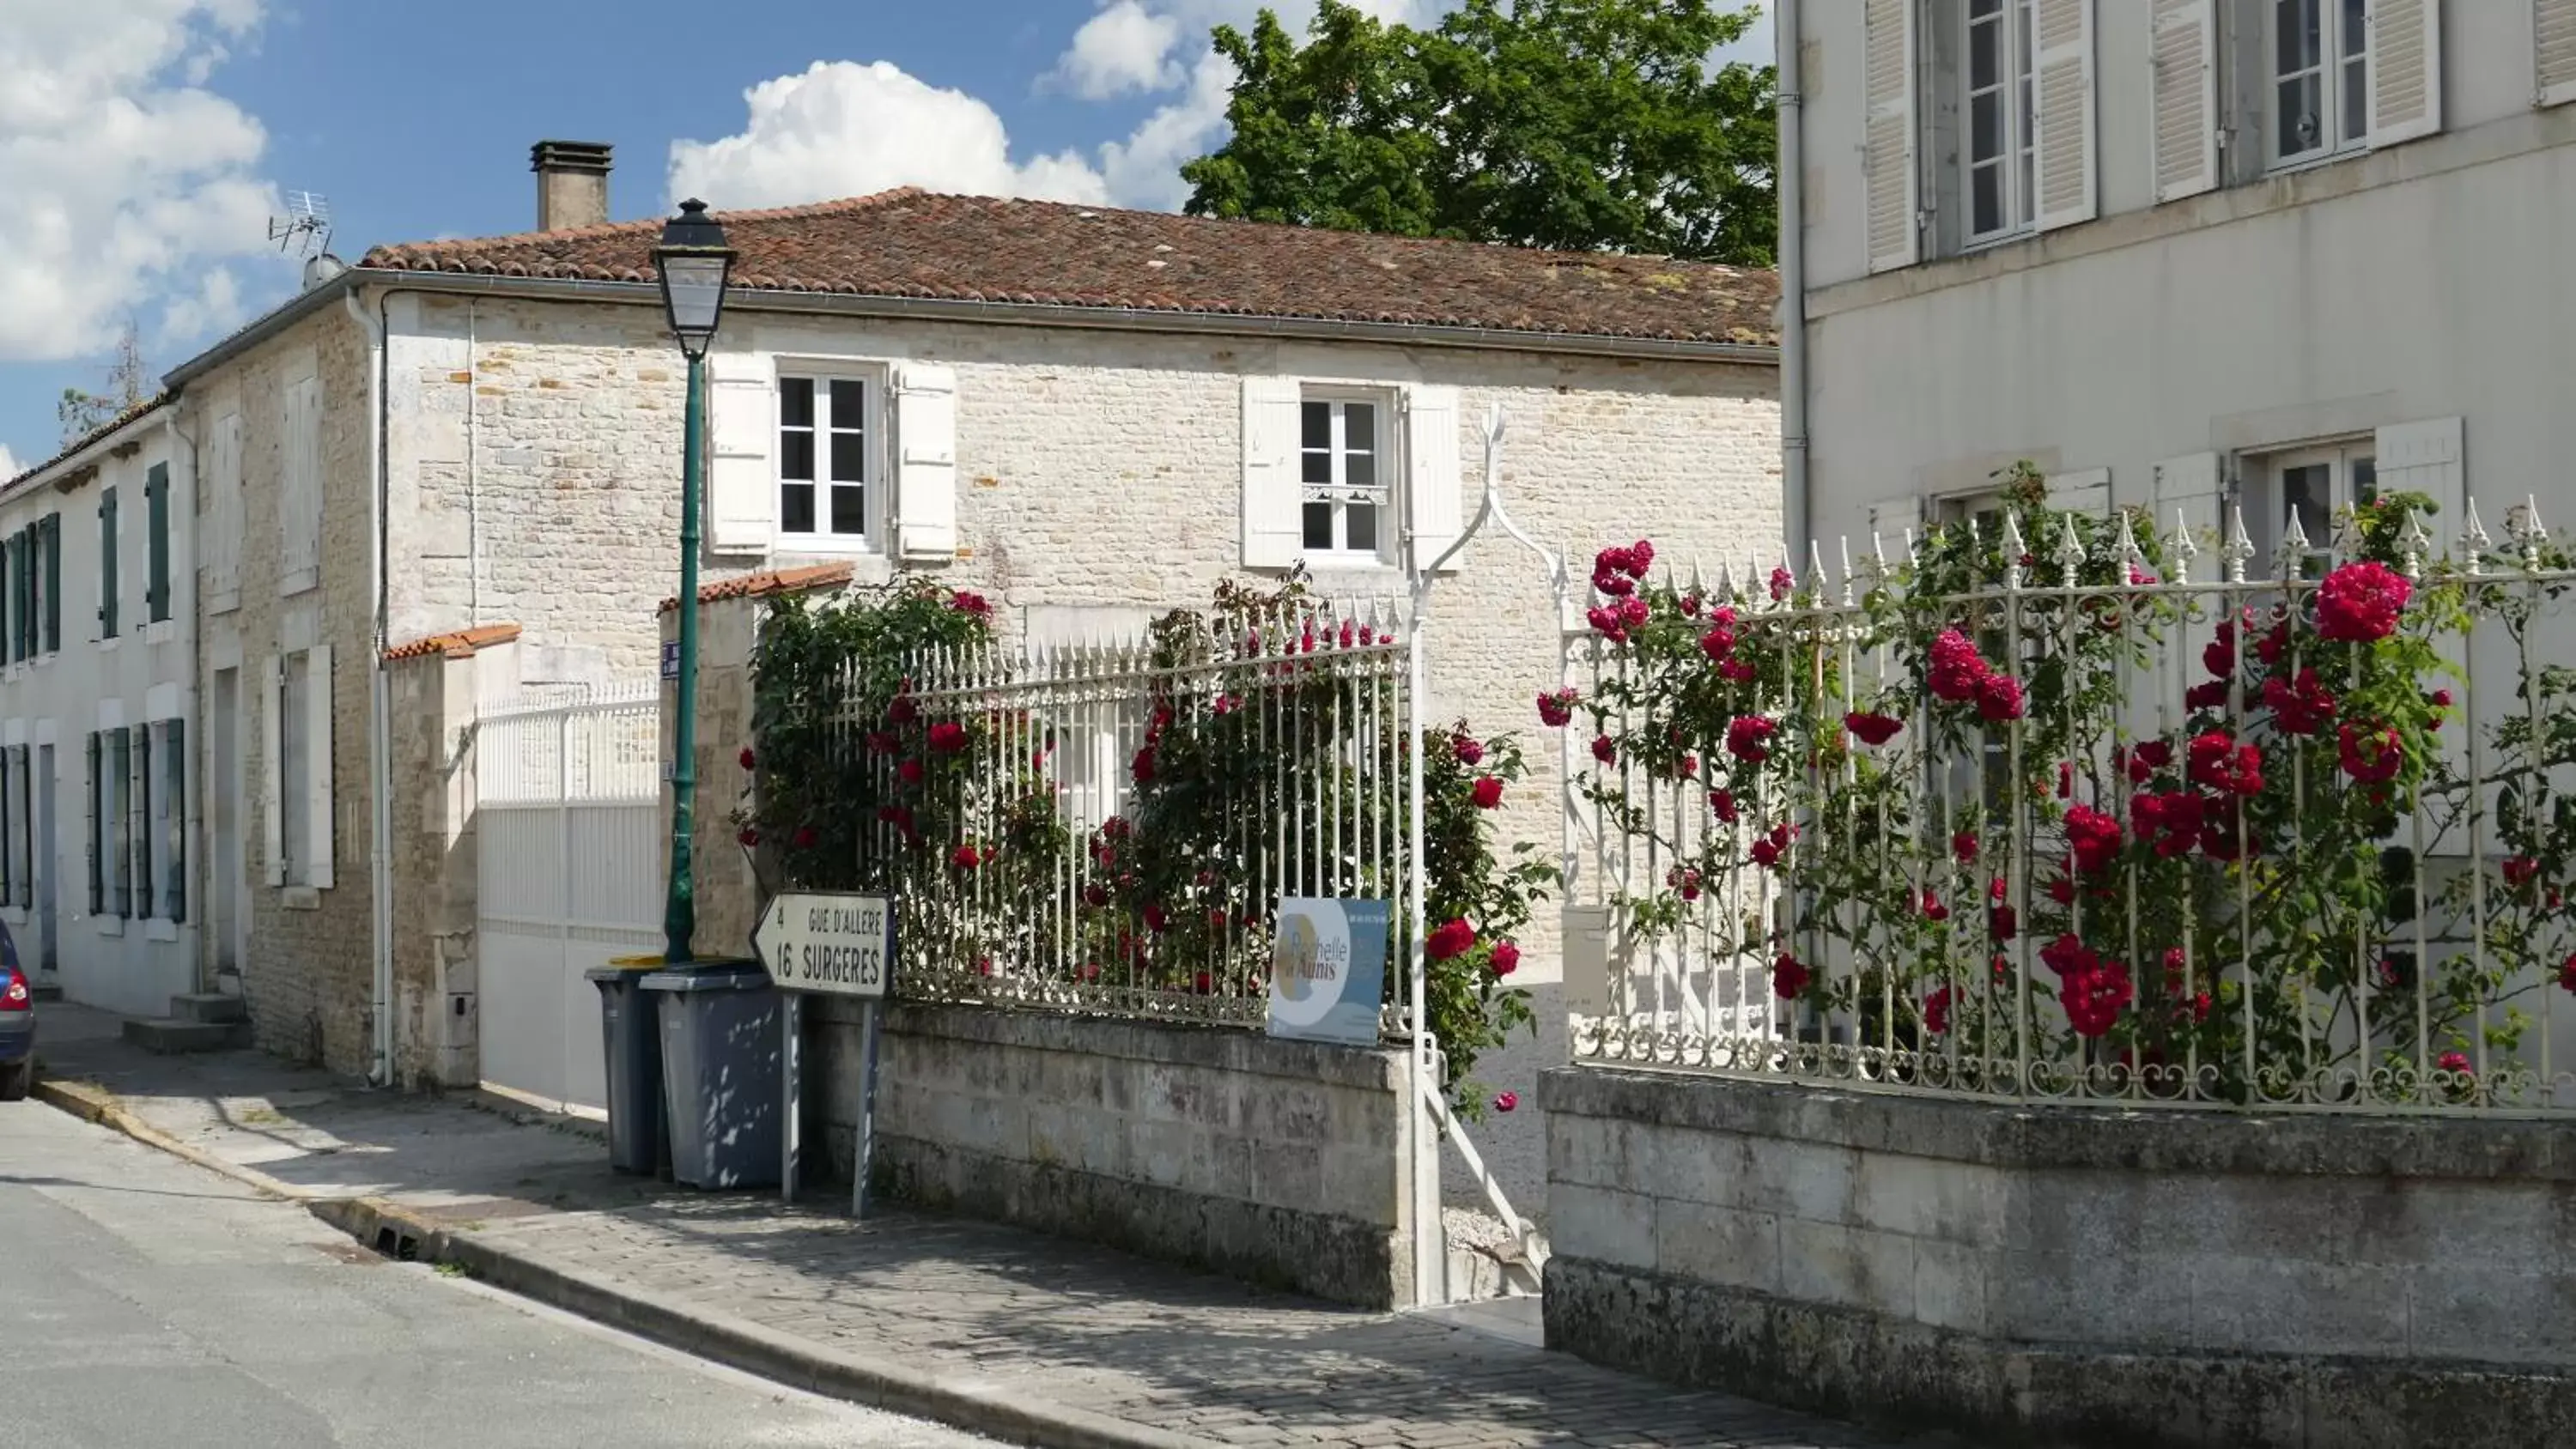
[383,623,524,662]
[359,190,1777,349]
[659,561,855,615]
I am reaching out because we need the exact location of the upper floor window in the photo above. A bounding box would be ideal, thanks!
[1964,0,2038,242]
[2269,0,2369,169]
[777,373,876,547]
[1299,392,1390,561]
[2263,439,2377,576]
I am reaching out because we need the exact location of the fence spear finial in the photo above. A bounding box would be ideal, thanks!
[2275,505,2311,576]
[2054,512,2086,585]
[2463,494,2493,575]
[2517,494,2549,571]
[2167,505,2202,584]
[2399,501,2434,580]
[2223,502,2257,584]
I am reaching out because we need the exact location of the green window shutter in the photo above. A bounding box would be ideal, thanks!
[15,530,30,660]
[165,720,187,923]
[98,488,118,640]
[145,463,169,624]
[85,732,101,916]
[106,727,130,919]
[130,724,149,919]
[45,515,63,653]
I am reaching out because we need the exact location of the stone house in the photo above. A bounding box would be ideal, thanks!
[0,399,203,1019]
[158,141,1783,1088]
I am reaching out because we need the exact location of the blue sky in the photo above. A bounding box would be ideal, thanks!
[0,0,1768,473]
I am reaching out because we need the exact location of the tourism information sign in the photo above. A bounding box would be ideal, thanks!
[1267,898,1390,1046]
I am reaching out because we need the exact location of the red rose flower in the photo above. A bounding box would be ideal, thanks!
[2504,856,2541,888]
[1627,540,1656,577]
[2337,722,2403,785]
[2063,805,2123,876]
[2558,953,2576,994]
[1489,942,1521,978]
[1768,565,1794,601]
[1844,712,1905,746]
[1454,736,1485,766]
[1771,952,1810,1000]
[1471,777,1504,809]
[1144,904,1170,933]
[1953,829,1978,863]
[1924,986,1952,1035]
[2263,669,2338,737]
[738,746,756,771]
[1709,790,1739,824]
[2185,680,2230,711]
[1133,745,1158,783]
[1921,890,1948,923]
[897,759,925,784]
[1493,1090,1521,1113]
[927,721,969,754]
[736,827,758,847]
[887,695,919,725]
[1717,658,1758,683]
[2439,1050,2473,1079]
[1928,628,1990,703]
[2316,561,2410,643]
[1990,904,2018,943]
[951,845,981,870]
[950,590,992,617]
[1591,735,1617,766]
[1427,918,1476,961]
[877,804,917,838]
[1725,715,1777,763]
[1538,688,1578,727]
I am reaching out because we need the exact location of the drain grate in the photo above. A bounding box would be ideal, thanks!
[372,1225,422,1262]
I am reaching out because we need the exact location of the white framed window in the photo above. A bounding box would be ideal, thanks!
[2268,0,2369,169]
[775,372,879,549]
[1298,390,1393,562]
[2259,439,2377,576]
[1963,0,2038,242]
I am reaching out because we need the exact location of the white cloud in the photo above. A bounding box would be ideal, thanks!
[0,0,283,362]
[1050,1,1184,100]
[0,445,21,480]
[668,61,1111,212]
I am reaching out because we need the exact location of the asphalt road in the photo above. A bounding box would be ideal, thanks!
[0,1101,999,1449]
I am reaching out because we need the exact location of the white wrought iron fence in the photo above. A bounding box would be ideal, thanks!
[837,603,1411,1028]
[1564,490,2576,1114]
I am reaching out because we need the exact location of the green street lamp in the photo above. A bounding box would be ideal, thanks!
[653,197,736,965]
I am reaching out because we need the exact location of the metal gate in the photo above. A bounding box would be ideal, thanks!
[474,682,662,1113]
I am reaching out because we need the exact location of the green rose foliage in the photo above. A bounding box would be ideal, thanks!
[743,573,1552,1112]
[1562,467,2569,1107]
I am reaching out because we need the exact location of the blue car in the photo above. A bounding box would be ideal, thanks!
[0,918,32,1100]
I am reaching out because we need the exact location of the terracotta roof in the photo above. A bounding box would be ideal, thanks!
[1,392,173,496]
[383,623,523,661]
[659,561,854,615]
[360,190,1777,349]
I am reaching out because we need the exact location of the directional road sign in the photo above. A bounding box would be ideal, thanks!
[752,891,893,998]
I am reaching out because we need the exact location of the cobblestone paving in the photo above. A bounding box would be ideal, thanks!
[472,1198,1925,1449]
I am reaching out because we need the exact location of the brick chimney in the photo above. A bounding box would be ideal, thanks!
[531,141,613,231]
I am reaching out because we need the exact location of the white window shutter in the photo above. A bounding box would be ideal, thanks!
[1404,385,1464,573]
[1867,494,1925,565]
[2542,0,2576,106]
[2151,0,2221,202]
[2032,0,2099,232]
[2152,452,2225,558]
[1862,0,1920,272]
[2046,468,2111,515]
[2152,452,2227,734]
[2374,416,2464,551]
[305,645,334,890]
[260,656,283,887]
[705,353,775,555]
[1239,377,1303,568]
[892,363,959,562]
[2366,0,2443,147]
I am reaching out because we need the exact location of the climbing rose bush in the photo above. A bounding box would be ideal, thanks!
[1553,465,2543,1106]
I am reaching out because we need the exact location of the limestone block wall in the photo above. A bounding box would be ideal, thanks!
[810,997,1414,1308]
[195,306,380,1074]
[1540,1066,2576,1449]
[411,294,1780,980]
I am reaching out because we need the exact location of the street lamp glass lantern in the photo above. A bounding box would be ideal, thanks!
[653,198,736,360]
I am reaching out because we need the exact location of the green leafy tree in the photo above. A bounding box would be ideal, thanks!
[1182,0,1776,266]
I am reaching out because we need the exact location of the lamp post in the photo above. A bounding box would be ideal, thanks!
[653,198,737,965]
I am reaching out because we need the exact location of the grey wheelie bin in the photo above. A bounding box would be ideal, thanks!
[641,961,784,1189]
[586,961,670,1176]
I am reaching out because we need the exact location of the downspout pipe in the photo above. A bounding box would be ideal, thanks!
[1777,0,1812,562]
[344,287,395,1087]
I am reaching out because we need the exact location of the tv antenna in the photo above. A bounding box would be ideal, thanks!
[269,191,333,258]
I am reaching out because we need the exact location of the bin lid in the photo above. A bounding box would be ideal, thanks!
[639,967,776,992]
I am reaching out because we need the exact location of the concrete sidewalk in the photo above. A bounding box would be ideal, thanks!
[27,1006,1943,1449]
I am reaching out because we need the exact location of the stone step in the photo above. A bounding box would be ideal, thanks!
[169,991,247,1024]
[123,1017,252,1055]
